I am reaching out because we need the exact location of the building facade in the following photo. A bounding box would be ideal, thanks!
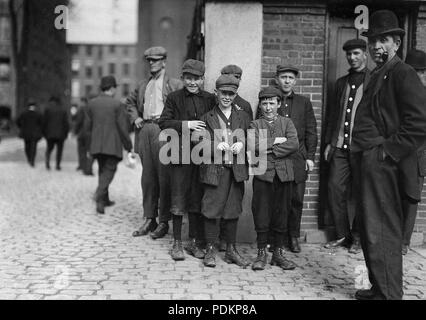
[69,44,138,104]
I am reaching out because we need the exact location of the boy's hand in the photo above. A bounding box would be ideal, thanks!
[217,142,230,151]
[273,137,287,145]
[230,142,244,154]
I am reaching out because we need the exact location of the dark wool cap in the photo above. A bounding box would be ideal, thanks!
[215,75,239,93]
[276,65,299,76]
[144,46,167,59]
[182,59,205,76]
[221,64,243,76]
[100,75,118,90]
[258,86,282,100]
[343,39,367,51]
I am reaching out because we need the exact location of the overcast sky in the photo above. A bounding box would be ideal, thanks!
[67,0,138,44]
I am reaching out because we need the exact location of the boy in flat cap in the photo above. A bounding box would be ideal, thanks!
[323,39,370,254]
[248,86,299,271]
[351,10,426,300]
[196,74,251,268]
[272,65,317,253]
[402,49,426,255]
[159,59,216,261]
[126,46,182,239]
[86,76,133,214]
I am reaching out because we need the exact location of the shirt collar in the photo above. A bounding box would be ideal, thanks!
[184,88,203,97]
[348,67,367,74]
[282,90,294,99]
[151,68,165,80]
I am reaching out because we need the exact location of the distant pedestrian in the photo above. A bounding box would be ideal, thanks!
[16,100,43,167]
[74,97,94,175]
[86,76,133,214]
[43,96,70,171]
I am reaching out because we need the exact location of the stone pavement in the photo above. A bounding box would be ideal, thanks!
[0,137,425,300]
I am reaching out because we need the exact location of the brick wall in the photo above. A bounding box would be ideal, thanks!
[262,4,327,233]
[414,3,426,235]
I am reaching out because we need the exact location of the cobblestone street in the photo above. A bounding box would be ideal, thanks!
[1,137,425,300]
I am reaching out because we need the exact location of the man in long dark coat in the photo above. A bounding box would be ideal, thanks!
[351,10,426,300]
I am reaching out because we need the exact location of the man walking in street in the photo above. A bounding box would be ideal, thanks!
[74,97,94,176]
[323,39,370,254]
[274,65,318,253]
[126,46,182,239]
[159,59,216,261]
[43,96,69,171]
[402,49,426,255]
[86,76,133,214]
[351,10,426,300]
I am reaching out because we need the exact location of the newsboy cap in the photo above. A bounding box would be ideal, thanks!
[100,75,118,90]
[361,10,405,38]
[405,49,426,71]
[144,46,167,60]
[276,65,299,76]
[343,39,367,51]
[182,59,205,76]
[216,75,239,93]
[221,64,243,76]
[258,86,282,100]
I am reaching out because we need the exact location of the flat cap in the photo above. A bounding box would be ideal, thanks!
[182,59,205,76]
[100,75,118,90]
[221,64,243,76]
[276,65,299,76]
[216,75,239,93]
[144,46,167,59]
[258,86,282,100]
[405,49,426,70]
[343,39,367,51]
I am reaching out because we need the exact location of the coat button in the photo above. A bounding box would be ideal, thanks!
[347,108,351,113]
[349,97,353,102]
[351,85,356,89]
[345,122,349,126]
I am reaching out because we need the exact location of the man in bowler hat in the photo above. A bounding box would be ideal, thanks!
[402,49,426,254]
[126,46,182,239]
[86,76,133,214]
[323,39,370,254]
[351,10,426,300]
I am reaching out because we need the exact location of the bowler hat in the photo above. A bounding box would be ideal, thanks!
[182,59,205,76]
[216,75,239,93]
[144,46,167,60]
[361,10,405,38]
[258,87,282,100]
[27,99,37,107]
[100,75,118,90]
[405,49,426,70]
[221,65,243,76]
[343,39,367,51]
[276,65,299,76]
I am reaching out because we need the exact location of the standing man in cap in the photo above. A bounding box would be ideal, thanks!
[402,49,426,255]
[274,65,318,253]
[74,97,94,176]
[126,46,182,239]
[323,39,370,254]
[249,86,299,271]
[197,74,251,268]
[351,10,426,300]
[159,59,216,261]
[87,76,133,214]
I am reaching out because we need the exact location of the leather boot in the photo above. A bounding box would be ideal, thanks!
[252,248,267,271]
[96,201,105,214]
[170,240,185,261]
[203,243,216,268]
[289,237,301,253]
[218,239,227,252]
[185,238,205,259]
[348,239,361,254]
[224,244,250,268]
[150,222,169,240]
[132,219,158,237]
[271,247,296,270]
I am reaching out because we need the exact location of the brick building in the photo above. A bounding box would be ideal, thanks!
[69,44,138,104]
[197,0,426,243]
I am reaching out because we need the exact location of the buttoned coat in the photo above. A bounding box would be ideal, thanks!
[196,106,251,186]
[43,105,69,140]
[86,93,132,159]
[17,109,43,141]
[126,74,183,154]
[248,116,299,183]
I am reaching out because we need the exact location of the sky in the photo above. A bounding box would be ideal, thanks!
[66,0,138,44]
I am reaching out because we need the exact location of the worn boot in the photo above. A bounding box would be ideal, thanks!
[185,238,205,259]
[224,244,250,268]
[252,248,268,271]
[203,243,216,268]
[218,239,227,252]
[271,247,296,270]
[96,201,105,214]
[171,240,185,261]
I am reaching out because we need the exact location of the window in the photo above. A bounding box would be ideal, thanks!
[123,46,129,56]
[0,62,11,80]
[71,60,80,76]
[98,46,103,59]
[98,66,103,78]
[109,45,115,54]
[86,45,92,56]
[123,63,130,76]
[71,80,80,98]
[109,63,115,74]
[86,66,92,78]
[122,84,130,97]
